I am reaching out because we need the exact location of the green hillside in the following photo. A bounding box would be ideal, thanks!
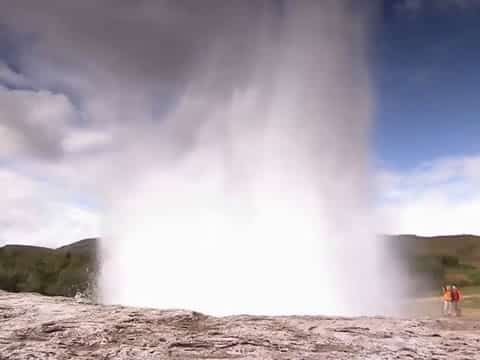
[0,235,479,299]
[0,238,98,298]
[391,234,480,289]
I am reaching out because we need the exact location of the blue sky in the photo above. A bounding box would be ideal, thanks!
[374,0,480,171]
[2,2,478,173]
[0,0,479,245]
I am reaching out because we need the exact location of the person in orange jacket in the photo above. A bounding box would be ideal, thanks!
[451,284,462,316]
[442,285,452,316]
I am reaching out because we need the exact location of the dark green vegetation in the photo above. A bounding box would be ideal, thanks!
[0,235,479,299]
[392,234,480,290]
[0,238,97,298]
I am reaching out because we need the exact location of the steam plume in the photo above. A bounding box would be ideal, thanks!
[98,1,403,316]
[0,0,405,315]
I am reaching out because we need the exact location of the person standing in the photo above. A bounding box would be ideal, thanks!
[451,284,462,316]
[442,285,452,316]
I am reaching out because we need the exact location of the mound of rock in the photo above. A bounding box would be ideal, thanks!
[0,290,479,359]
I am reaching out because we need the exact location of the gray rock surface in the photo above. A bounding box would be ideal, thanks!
[0,290,479,359]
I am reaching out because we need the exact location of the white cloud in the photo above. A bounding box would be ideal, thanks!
[0,0,477,251]
[62,128,113,153]
[378,154,480,236]
[0,83,114,248]
[4,150,478,249]
[0,86,75,158]
[0,167,100,248]
[0,62,29,87]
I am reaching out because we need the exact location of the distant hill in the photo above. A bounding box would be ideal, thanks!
[0,238,98,298]
[56,238,97,255]
[1,235,479,298]
[388,234,480,289]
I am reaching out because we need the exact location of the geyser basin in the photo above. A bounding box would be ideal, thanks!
[99,1,405,316]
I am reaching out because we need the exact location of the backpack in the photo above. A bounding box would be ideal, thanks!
[451,288,460,301]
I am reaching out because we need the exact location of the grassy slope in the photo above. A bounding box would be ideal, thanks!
[392,234,480,317]
[0,238,97,297]
[399,234,480,265]
[1,235,479,302]
[390,234,480,288]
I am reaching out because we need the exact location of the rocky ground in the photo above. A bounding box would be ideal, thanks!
[0,291,479,359]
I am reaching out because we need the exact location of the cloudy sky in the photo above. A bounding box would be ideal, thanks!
[0,0,479,248]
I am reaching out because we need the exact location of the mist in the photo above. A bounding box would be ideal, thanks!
[94,1,405,316]
[0,0,406,316]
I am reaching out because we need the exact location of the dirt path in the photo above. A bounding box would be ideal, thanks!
[416,294,478,302]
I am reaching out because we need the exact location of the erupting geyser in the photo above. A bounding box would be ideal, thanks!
[99,1,405,316]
